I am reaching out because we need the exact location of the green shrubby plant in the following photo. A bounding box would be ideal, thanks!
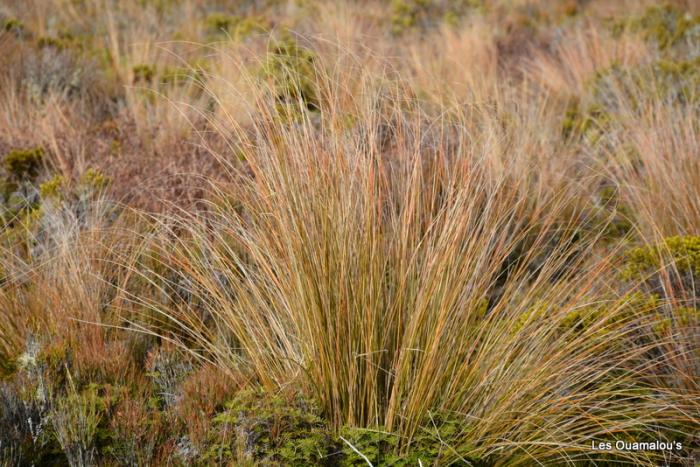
[145,346,194,409]
[559,56,699,158]
[132,64,156,84]
[595,185,633,239]
[50,379,104,467]
[20,39,95,101]
[37,31,84,52]
[79,167,110,193]
[1,17,26,38]
[339,415,481,466]
[39,175,65,201]
[623,235,700,280]
[592,59,700,111]
[211,388,331,465]
[4,147,44,182]
[261,37,320,117]
[652,305,700,336]
[621,236,700,311]
[391,0,432,34]
[620,4,700,54]
[0,378,57,466]
[560,97,612,144]
[160,65,205,87]
[204,13,267,41]
[104,386,171,466]
[0,148,45,246]
[565,4,700,151]
[618,238,700,391]
[390,0,483,34]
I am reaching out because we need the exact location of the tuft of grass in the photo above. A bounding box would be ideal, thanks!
[123,61,699,463]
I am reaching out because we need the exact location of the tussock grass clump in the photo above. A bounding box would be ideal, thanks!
[119,63,699,463]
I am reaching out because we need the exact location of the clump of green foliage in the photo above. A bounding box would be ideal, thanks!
[204,12,238,34]
[131,62,207,89]
[624,236,700,280]
[37,31,83,52]
[261,38,320,115]
[339,416,481,466]
[211,388,331,465]
[560,292,660,335]
[160,65,203,86]
[146,347,193,409]
[1,147,44,218]
[391,0,482,34]
[621,236,700,307]
[39,167,107,211]
[595,185,633,239]
[0,354,17,379]
[566,55,699,145]
[4,147,44,181]
[625,4,700,52]
[595,58,700,109]
[391,0,431,34]
[561,98,611,143]
[132,64,156,84]
[204,13,267,40]
[0,342,120,465]
[575,5,700,136]
[0,375,62,466]
[651,57,700,103]
[80,167,110,193]
[37,36,65,49]
[39,175,65,200]
[206,388,485,465]
[652,305,700,336]
[50,382,106,466]
[2,17,26,38]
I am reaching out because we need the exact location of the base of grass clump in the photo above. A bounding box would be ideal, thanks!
[209,388,331,465]
[200,388,486,466]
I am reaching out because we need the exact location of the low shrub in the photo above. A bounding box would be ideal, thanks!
[4,147,44,181]
[211,388,330,465]
[261,38,319,114]
[203,13,267,40]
